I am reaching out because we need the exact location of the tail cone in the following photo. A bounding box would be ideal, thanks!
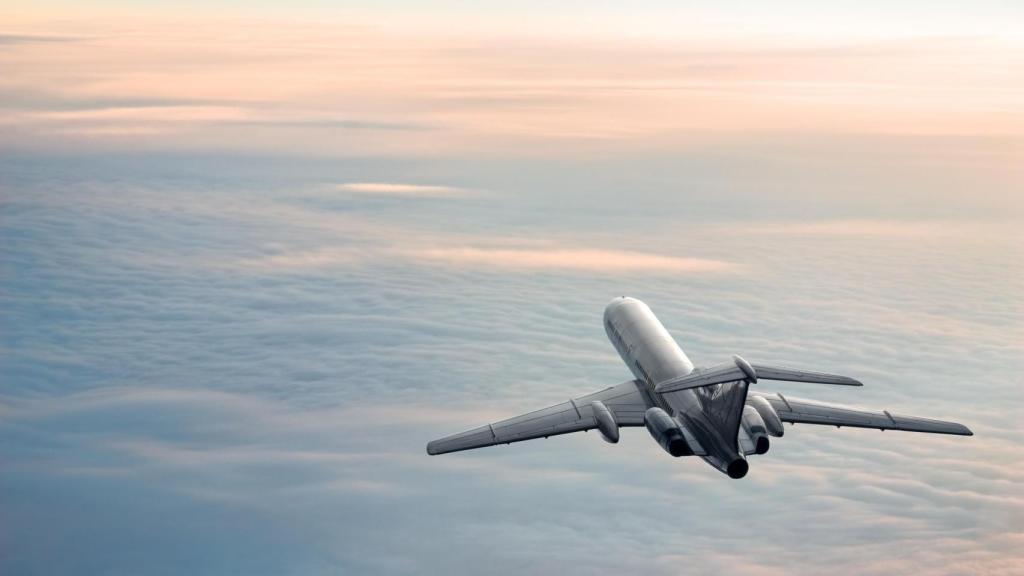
[727,459,749,479]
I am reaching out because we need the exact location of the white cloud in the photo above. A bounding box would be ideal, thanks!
[233,242,734,275]
[335,182,471,197]
[398,247,734,273]
[1,148,1019,575]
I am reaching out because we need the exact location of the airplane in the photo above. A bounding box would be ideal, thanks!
[426,297,973,479]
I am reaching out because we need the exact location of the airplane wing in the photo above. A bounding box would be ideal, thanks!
[427,379,656,455]
[750,392,973,435]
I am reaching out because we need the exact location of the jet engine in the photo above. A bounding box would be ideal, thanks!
[644,407,694,457]
[748,395,785,437]
[741,405,770,454]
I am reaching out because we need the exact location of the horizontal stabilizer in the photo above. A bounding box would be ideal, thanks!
[750,392,973,435]
[656,356,862,394]
[751,364,862,387]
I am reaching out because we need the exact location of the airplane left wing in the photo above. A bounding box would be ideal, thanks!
[426,379,655,455]
[750,392,973,435]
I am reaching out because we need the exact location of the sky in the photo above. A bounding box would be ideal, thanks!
[1,2,1022,575]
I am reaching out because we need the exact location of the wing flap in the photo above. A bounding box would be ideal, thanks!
[427,379,654,455]
[752,392,973,435]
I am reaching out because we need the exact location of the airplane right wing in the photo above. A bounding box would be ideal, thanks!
[750,392,973,435]
[426,379,656,455]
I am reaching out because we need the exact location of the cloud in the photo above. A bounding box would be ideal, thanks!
[233,234,734,275]
[236,245,732,274]
[749,219,947,237]
[740,219,1024,240]
[335,182,471,197]
[0,33,78,45]
[239,119,433,131]
[1,105,1020,576]
[2,17,1022,158]
[25,105,252,123]
[399,247,735,273]
[238,247,366,270]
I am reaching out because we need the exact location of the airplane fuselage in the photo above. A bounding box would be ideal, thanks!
[604,296,750,478]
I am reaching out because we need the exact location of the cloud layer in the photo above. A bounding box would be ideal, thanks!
[1,149,1021,575]
[1,15,1022,158]
[1,5,1022,575]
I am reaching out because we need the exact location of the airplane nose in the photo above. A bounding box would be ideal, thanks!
[603,296,627,318]
[604,296,638,313]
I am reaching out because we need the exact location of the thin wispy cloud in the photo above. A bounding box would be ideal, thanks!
[1,16,1021,156]
[0,33,79,45]
[236,242,734,274]
[745,219,953,238]
[402,247,734,273]
[26,105,251,122]
[238,247,365,270]
[335,182,471,197]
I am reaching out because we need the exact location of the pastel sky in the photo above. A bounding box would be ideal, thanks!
[1,2,1022,575]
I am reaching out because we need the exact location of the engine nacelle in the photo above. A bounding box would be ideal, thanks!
[741,405,770,454]
[644,407,694,457]
[590,401,619,443]
[748,395,785,438]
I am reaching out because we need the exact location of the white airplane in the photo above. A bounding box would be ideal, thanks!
[427,297,972,478]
